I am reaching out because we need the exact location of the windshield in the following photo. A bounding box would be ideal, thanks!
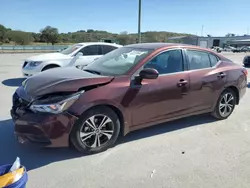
[83,47,153,76]
[60,44,83,55]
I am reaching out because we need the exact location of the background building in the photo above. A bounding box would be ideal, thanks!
[168,35,250,48]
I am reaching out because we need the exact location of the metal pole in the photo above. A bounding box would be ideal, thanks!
[201,25,204,37]
[138,0,141,43]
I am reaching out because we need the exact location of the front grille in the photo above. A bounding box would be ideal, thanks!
[22,61,28,68]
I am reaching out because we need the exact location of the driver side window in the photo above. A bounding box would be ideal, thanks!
[143,49,184,75]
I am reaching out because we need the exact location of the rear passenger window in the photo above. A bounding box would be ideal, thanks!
[102,45,118,55]
[186,50,211,70]
[209,54,219,66]
[80,45,102,56]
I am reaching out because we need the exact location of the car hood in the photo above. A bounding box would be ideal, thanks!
[25,53,70,61]
[22,67,114,99]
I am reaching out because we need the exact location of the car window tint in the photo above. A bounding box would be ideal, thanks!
[144,50,183,75]
[102,45,118,55]
[209,54,219,66]
[186,50,211,70]
[79,45,102,56]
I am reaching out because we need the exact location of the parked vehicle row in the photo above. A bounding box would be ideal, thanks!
[214,45,250,53]
[223,46,236,52]
[11,43,248,154]
[232,46,250,53]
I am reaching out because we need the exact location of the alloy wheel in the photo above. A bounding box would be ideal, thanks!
[79,114,114,148]
[219,93,235,117]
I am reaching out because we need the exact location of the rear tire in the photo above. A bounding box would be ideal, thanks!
[70,106,121,154]
[211,88,236,120]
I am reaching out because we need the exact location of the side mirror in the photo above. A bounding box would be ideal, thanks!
[139,68,159,79]
[76,52,83,57]
[68,52,83,66]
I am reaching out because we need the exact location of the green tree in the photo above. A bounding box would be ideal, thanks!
[40,26,60,45]
[225,33,236,37]
[0,23,192,45]
[87,29,94,33]
[116,31,130,45]
[31,32,41,42]
[0,24,7,43]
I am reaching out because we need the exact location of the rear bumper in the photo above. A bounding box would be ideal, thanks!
[240,86,247,101]
[239,76,248,101]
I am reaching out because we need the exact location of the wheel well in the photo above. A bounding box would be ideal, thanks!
[42,64,60,71]
[106,105,125,136]
[78,105,125,135]
[68,104,125,148]
[226,86,239,104]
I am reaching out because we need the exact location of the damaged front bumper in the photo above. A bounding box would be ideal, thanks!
[11,89,78,148]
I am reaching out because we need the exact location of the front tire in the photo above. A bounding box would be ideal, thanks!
[211,88,236,120]
[70,106,121,154]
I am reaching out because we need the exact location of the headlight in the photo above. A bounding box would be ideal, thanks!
[29,61,43,67]
[29,91,84,114]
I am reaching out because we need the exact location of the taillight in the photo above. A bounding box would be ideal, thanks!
[242,68,248,76]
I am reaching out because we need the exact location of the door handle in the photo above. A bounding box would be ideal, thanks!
[218,72,226,78]
[177,79,188,87]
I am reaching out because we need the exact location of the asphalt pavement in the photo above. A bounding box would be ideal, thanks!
[0,52,250,188]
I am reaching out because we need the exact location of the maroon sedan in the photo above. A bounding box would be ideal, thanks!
[11,43,248,154]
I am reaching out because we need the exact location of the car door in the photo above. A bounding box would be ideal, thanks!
[129,49,191,126]
[74,45,102,67]
[184,49,226,112]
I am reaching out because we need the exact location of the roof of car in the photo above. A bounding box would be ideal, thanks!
[77,42,122,47]
[124,42,227,60]
[124,43,194,50]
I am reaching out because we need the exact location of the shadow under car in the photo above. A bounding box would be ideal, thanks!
[0,114,216,171]
[2,78,26,87]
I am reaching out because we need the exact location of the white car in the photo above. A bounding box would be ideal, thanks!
[223,46,236,52]
[22,42,122,77]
